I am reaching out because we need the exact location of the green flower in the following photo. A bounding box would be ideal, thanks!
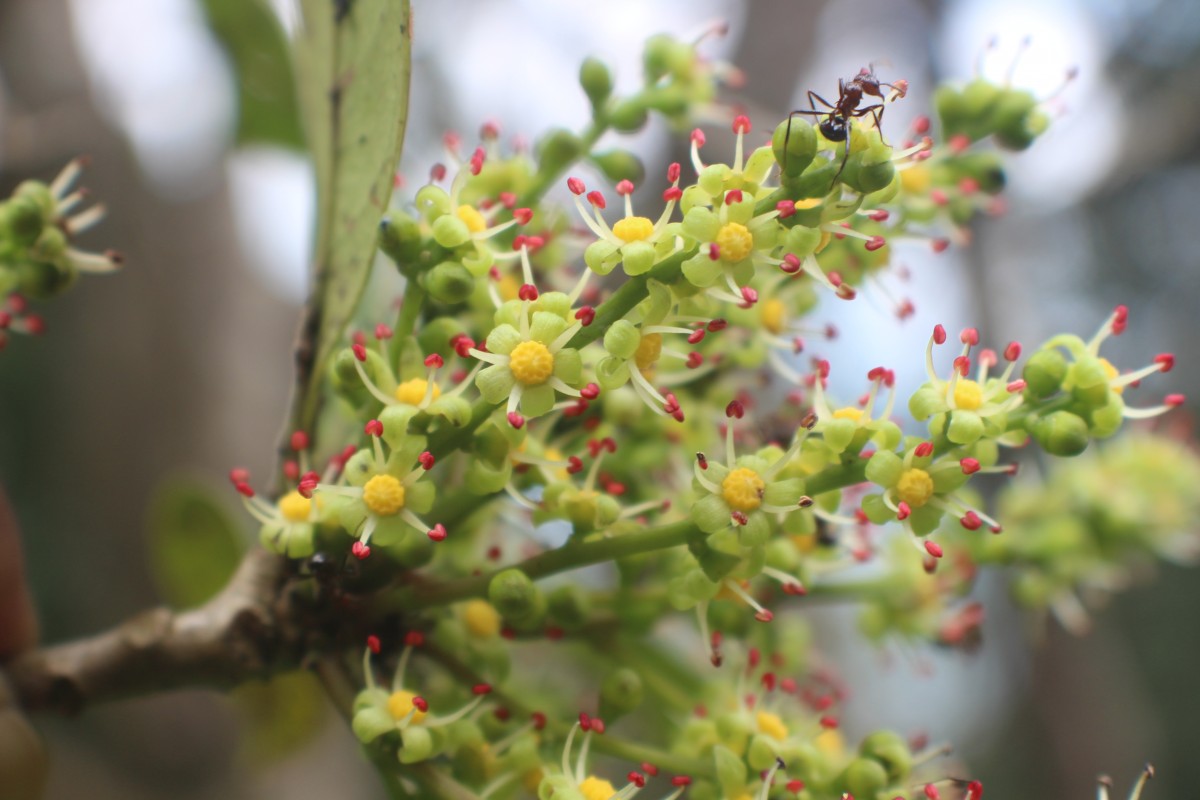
[679,189,782,301]
[573,168,683,277]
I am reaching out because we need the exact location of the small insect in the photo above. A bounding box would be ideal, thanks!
[785,67,906,184]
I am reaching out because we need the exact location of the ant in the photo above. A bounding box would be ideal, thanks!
[784,67,906,185]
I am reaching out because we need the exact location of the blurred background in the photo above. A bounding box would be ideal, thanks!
[1,0,1198,797]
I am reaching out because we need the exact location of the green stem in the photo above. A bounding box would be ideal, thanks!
[521,121,607,208]
[567,251,689,350]
[390,282,428,362]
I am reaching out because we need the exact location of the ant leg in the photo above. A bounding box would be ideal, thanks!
[868,104,887,146]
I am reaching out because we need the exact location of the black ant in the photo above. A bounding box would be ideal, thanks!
[784,67,905,185]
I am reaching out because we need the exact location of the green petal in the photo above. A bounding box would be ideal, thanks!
[764,478,803,507]
[682,206,719,241]
[529,311,568,345]
[486,323,523,355]
[865,449,903,488]
[739,514,770,547]
[520,383,557,418]
[426,395,471,426]
[406,481,435,514]
[585,239,620,275]
[476,364,516,404]
[682,253,723,287]
[552,348,582,384]
[725,195,755,224]
[622,241,656,276]
[946,410,984,445]
[692,493,731,533]
[351,707,395,744]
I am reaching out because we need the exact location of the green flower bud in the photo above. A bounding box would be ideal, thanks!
[599,667,644,720]
[642,34,687,82]
[537,128,585,174]
[17,259,76,299]
[839,757,889,797]
[431,215,471,249]
[713,744,748,798]
[1023,348,1068,398]
[858,730,912,782]
[841,148,895,195]
[2,196,46,246]
[1031,410,1090,456]
[747,734,780,771]
[547,584,591,629]
[379,213,424,265]
[946,410,984,445]
[398,725,435,763]
[991,89,1040,150]
[933,85,968,136]
[773,118,817,177]
[1068,357,1112,408]
[488,568,541,625]
[579,56,614,108]
[590,149,644,185]
[608,99,649,133]
[422,260,475,304]
[417,316,467,361]
[783,159,840,199]
[1088,395,1124,439]
[604,319,641,359]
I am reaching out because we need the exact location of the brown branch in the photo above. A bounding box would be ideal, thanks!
[4,549,312,715]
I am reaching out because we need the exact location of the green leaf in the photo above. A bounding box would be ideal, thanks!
[232,670,328,763]
[200,0,304,149]
[146,478,245,609]
[292,0,413,434]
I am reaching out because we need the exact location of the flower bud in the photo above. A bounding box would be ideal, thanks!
[599,667,644,720]
[547,584,591,629]
[782,159,840,199]
[946,410,985,445]
[579,56,614,108]
[17,259,77,299]
[1088,396,1124,439]
[397,725,435,764]
[1067,357,1111,408]
[1023,348,1068,398]
[839,757,889,797]
[379,212,424,265]
[992,89,1047,150]
[642,33,689,82]
[608,99,649,133]
[590,149,644,185]
[537,128,585,174]
[488,568,539,621]
[1031,410,1090,457]
[416,316,467,361]
[2,195,46,246]
[431,214,471,249]
[422,260,475,304]
[747,734,780,771]
[858,730,912,782]
[773,118,817,177]
[841,148,896,195]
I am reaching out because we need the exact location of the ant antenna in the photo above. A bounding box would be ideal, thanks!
[1006,35,1033,86]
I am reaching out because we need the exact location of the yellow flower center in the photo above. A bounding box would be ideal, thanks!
[362,474,406,516]
[896,468,934,509]
[278,490,312,523]
[815,728,845,759]
[1100,357,1123,394]
[463,599,501,639]
[721,467,765,512]
[833,406,864,422]
[579,776,617,800]
[387,690,427,724]
[715,222,753,262]
[756,710,788,741]
[760,298,787,335]
[952,378,984,410]
[456,204,487,234]
[900,163,931,194]
[612,216,655,243]
[394,378,441,406]
[508,340,555,385]
[634,333,663,372]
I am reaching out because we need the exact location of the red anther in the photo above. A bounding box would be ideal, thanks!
[787,779,806,793]
[762,672,777,691]
[961,458,981,475]
[601,437,617,453]
[696,452,708,470]
[979,348,998,369]
[469,147,486,175]
[0,312,9,329]
[1155,353,1175,372]
[671,776,692,787]
[868,366,886,381]
[914,441,934,458]
[953,355,971,376]
[229,467,250,484]
[424,353,445,369]
[498,191,516,208]
[708,242,721,260]
[966,781,984,800]
[404,630,425,648]
[545,626,565,640]
[686,352,704,369]
[480,120,500,139]
[570,383,595,402]
[960,327,980,346]
[754,609,774,623]
[913,115,931,134]
[586,190,606,209]
[365,419,384,437]
[930,188,949,206]
[493,707,511,722]
[513,207,533,225]
[865,235,886,252]
[574,306,596,326]
[725,400,745,419]
[234,482,255,498]
[868,209,890,222]
[731,510,749,526]
[690,128,706,147]
[531,711,547,730]
[352,343,368,362]
[578,712,592,731]
[628,772,646,788]
[567,177,586,195]
[931,238,951,253]
[961,511,983,531]
[819,715,838,728]
[290,431,310,452]
[366,634,382,654]
[507,412,525,429]
[707,318,728,332]
[776,200,797,218]
[472,684,493,695]
[924,540,944,558]
[605,480,626,496]
[829,271,844,288]
[924,784,941,800]
[518,283,539,301]
[948,133,971,153]
[741,287,759,305]
[374,323,393,341]
[1006,379,1027,393]
[429,163,447,182]
[410,695,429,713]
[814,358,831,379]
[566,456,584,474]
[959,177,980,195]
[1004,341,1022,362]
[798,496,814,508]
[663,186,683,201]
[897,501,911,521]
[334,444,358,468]
[351,541,371,560]
[724,189,745,205]
[615,179,634,196]
[1112,304,1129,335]
[779,253,802,274]
[563,399,590,418]
[591,718,606,734]
[283,460,300,481]
[687,328,706,344]
[418,451,436,470]
[642,762,659,777]
[732,114,751,134]
[1166,393,1186,407]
